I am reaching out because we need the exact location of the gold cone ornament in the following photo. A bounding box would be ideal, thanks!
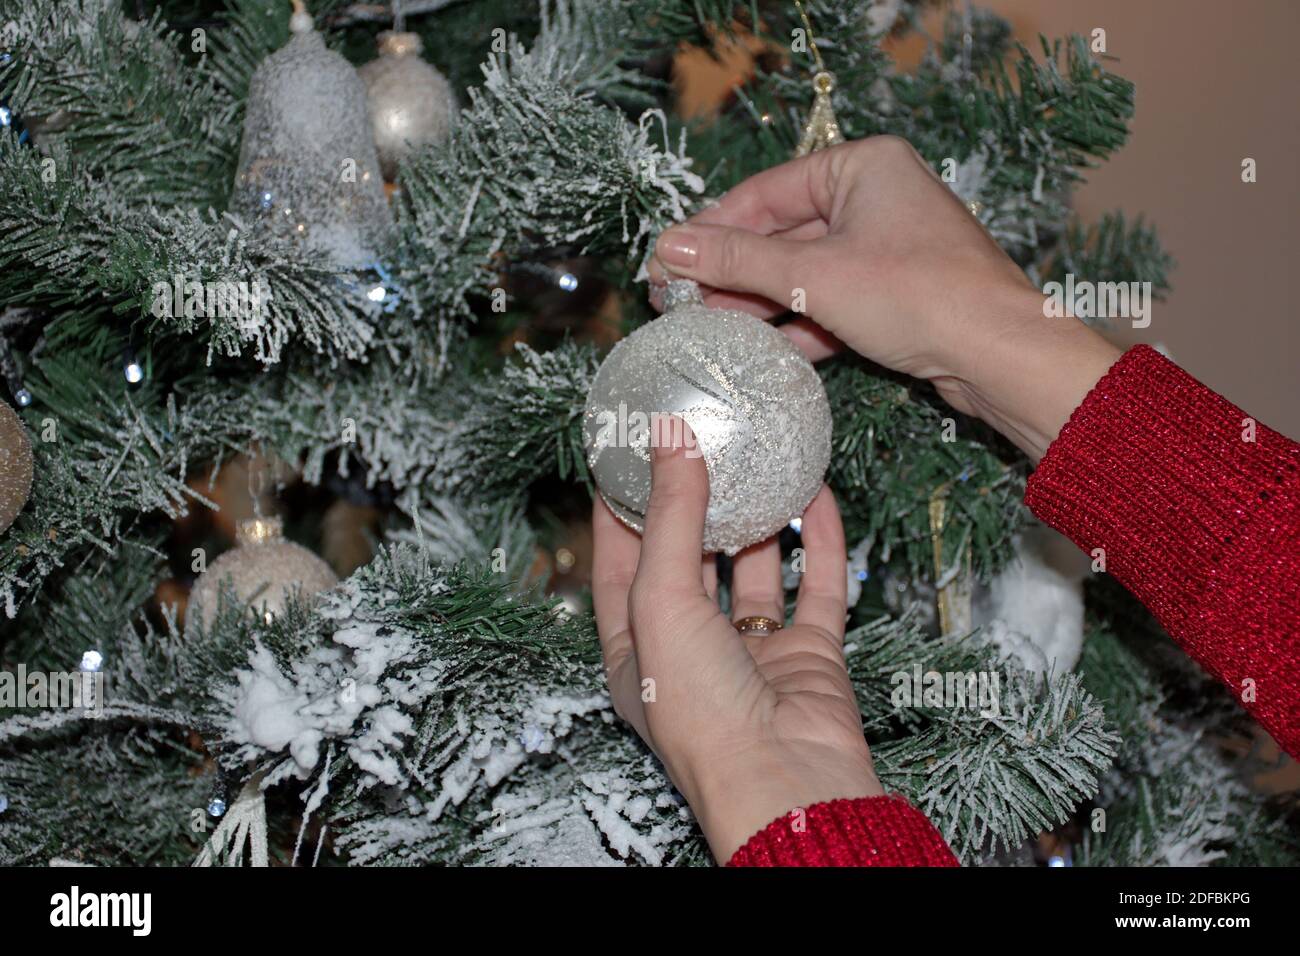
[796,70,845,156]
[792,0,845,156]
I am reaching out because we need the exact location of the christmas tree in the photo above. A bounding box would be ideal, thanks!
[0,0,1292,867]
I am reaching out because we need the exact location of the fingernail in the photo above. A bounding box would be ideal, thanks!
[679,420,699,459]
[650,415,693,460]
[650,414,673,461]
[656,228,698,268]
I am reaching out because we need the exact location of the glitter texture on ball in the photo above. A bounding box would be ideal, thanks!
[583,280,832,555]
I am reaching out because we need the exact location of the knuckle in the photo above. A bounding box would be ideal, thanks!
[869,134,916,163]
[627,579,655,620]
[715,229,748,283]
[648,470,705,512]
[592,563,632,591]
[629,579,677,625]
[734,594,784,619]
[630,570,696,621]
[610,694,633,724]
[646,481,682,515]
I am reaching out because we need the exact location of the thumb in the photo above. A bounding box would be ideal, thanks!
[655,222,808,309]
[635,415,708,591]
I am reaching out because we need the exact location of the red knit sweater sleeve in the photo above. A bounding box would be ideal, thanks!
[1025,345,1300,757]
[726,796,958,867]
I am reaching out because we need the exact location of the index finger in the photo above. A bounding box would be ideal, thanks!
[689,147,837,235]
[792,485,849,641]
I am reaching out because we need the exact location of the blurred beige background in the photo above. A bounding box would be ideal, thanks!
[984,0,1298,433]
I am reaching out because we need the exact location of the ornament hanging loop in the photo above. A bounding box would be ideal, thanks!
[289,0,313,34]
[793,2,845,156]
[661,278,705,310]
[237,515,284,546]
[377,30,422,56]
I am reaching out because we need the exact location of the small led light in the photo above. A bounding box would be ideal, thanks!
[558,272,579,293]
[79,650,104,673]
[555,592,583,618]
[788,517,803,533]
[856,569,869,582]
[15,388,32,408]
[0,106,10,127]
[367,285,387,302]
[555,547,575,572]
[124,361,144,384]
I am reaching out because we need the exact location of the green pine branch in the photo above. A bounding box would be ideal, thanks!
[822,359,1026,582]
[1042,211,1175,317]
[873,667,1117,860]
[394,30,704,316]
[0,0,238,209]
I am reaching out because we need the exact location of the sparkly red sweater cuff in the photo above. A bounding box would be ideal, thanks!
[1025,345,1300,757]
[726,796,959,867]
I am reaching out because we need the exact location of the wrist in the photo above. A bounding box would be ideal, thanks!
[939,286,1122,463]
[687,742,884,864]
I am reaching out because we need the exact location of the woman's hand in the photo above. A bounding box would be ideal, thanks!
[649,136,1121,462]
[591,415,882,863]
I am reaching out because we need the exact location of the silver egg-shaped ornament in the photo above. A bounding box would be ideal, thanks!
[187,516,338,633]
[358,31,456,181]
[229,11,391,269]
[583,280,832,555]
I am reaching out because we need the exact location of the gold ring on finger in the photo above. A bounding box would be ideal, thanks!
[734,615,783,637]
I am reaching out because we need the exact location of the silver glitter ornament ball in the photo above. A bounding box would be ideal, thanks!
[0,400,33,536]
[358,31,456,181]
[187,517,338,633]
[584,280,832,555]
[230,11,391,268]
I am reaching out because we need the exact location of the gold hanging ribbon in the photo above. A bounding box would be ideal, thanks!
[793,0,844,156]
[928,481,973,636]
